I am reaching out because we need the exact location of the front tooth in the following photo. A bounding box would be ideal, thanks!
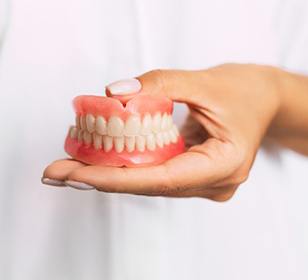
[96,116,107,135]
[162,131,170,145]
[141,113,152,135]
[136,135,146,152]
[152,113,162,133]
[78,130,83,143]
[169,130,177,143]
[83,131,92,145]
[86,114,95,133]
[124,115,141,136]
[114,136,124,153]
[80,115,86,130]
[108,116,124,137]
[93,133,102,150]
[161,113,169,131]
[69,126,78,139]
[146,134,156,151]
[125,136,135,152]
[155,132,164,148]
[76,116,81,129]
[103,135,113,152]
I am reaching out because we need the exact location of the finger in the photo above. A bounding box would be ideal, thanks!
[138,70,209,106]
[105,78,142,103]
[66,139,237,195]
[106,70,206,105]
[42,159,86,186]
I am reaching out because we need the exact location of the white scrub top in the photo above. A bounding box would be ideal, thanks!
[1,0,308,279]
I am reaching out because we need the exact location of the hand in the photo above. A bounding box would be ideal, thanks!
[42,64,283,201]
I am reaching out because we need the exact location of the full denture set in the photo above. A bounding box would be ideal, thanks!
[65,94,185,167]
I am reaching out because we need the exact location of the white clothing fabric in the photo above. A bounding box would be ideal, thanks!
[0,0,308,279]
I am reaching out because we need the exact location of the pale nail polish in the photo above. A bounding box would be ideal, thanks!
[65,180,95,190]
[106,78,141,95]
[41,178,66,187]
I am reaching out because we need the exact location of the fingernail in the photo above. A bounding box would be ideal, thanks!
[41,178,66,187]
[65,180,95,191]
[106,78,141,95]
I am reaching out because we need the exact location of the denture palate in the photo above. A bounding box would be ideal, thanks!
[69,113,180,153]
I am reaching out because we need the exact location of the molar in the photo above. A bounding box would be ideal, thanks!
[80,115,87,130]
[76,116,81,129]
[169,130,177,143]
[167,115,173,130]
[172,125,179,137]
[78,130,84,143]
[69,126,78,139]
[162,131,170,145]
[83,131,92,145]
[161,113,169,131]
[108,116,124,137]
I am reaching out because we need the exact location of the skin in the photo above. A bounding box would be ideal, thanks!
[42,64,308,201]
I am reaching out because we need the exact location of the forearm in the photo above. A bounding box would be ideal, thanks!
[268,68,308,155]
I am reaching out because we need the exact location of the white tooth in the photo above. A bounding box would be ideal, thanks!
[162,131,170,145]
[146,134,156,151]
[69,127,78,139]
[155,132,164,148]
[76,116,81,129]
[124,115,141,136]
[167,115,173,129]
[103,135,113,152]
[141,113,152,135]
[161,113,169,131]
[136,135,146,152]
[86,114,95,133]
[78,130,84,143]
[125,136,135,152]
[172,125,179,137]
[96,116,107,135]
[169,130,177,143]
[152,112,162,133]
[114,136,124,153]
[93,133,102,150]
[108,116,124,137]
[80,115,86,130]
[83,131,92,145]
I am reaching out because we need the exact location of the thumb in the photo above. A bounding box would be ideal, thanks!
[106,69,201,104]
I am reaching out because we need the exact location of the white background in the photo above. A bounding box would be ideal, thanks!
[0,0,308,279]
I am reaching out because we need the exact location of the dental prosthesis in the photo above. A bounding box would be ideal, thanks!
[65,94,185,167]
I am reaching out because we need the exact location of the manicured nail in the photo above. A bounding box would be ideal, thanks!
[41,178,66,187]
[106,78,141,95]
[65,180,95,191]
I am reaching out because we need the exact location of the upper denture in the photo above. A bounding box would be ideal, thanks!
[73,95,173,119]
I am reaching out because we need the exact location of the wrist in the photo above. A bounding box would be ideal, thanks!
[267,67,308,140]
